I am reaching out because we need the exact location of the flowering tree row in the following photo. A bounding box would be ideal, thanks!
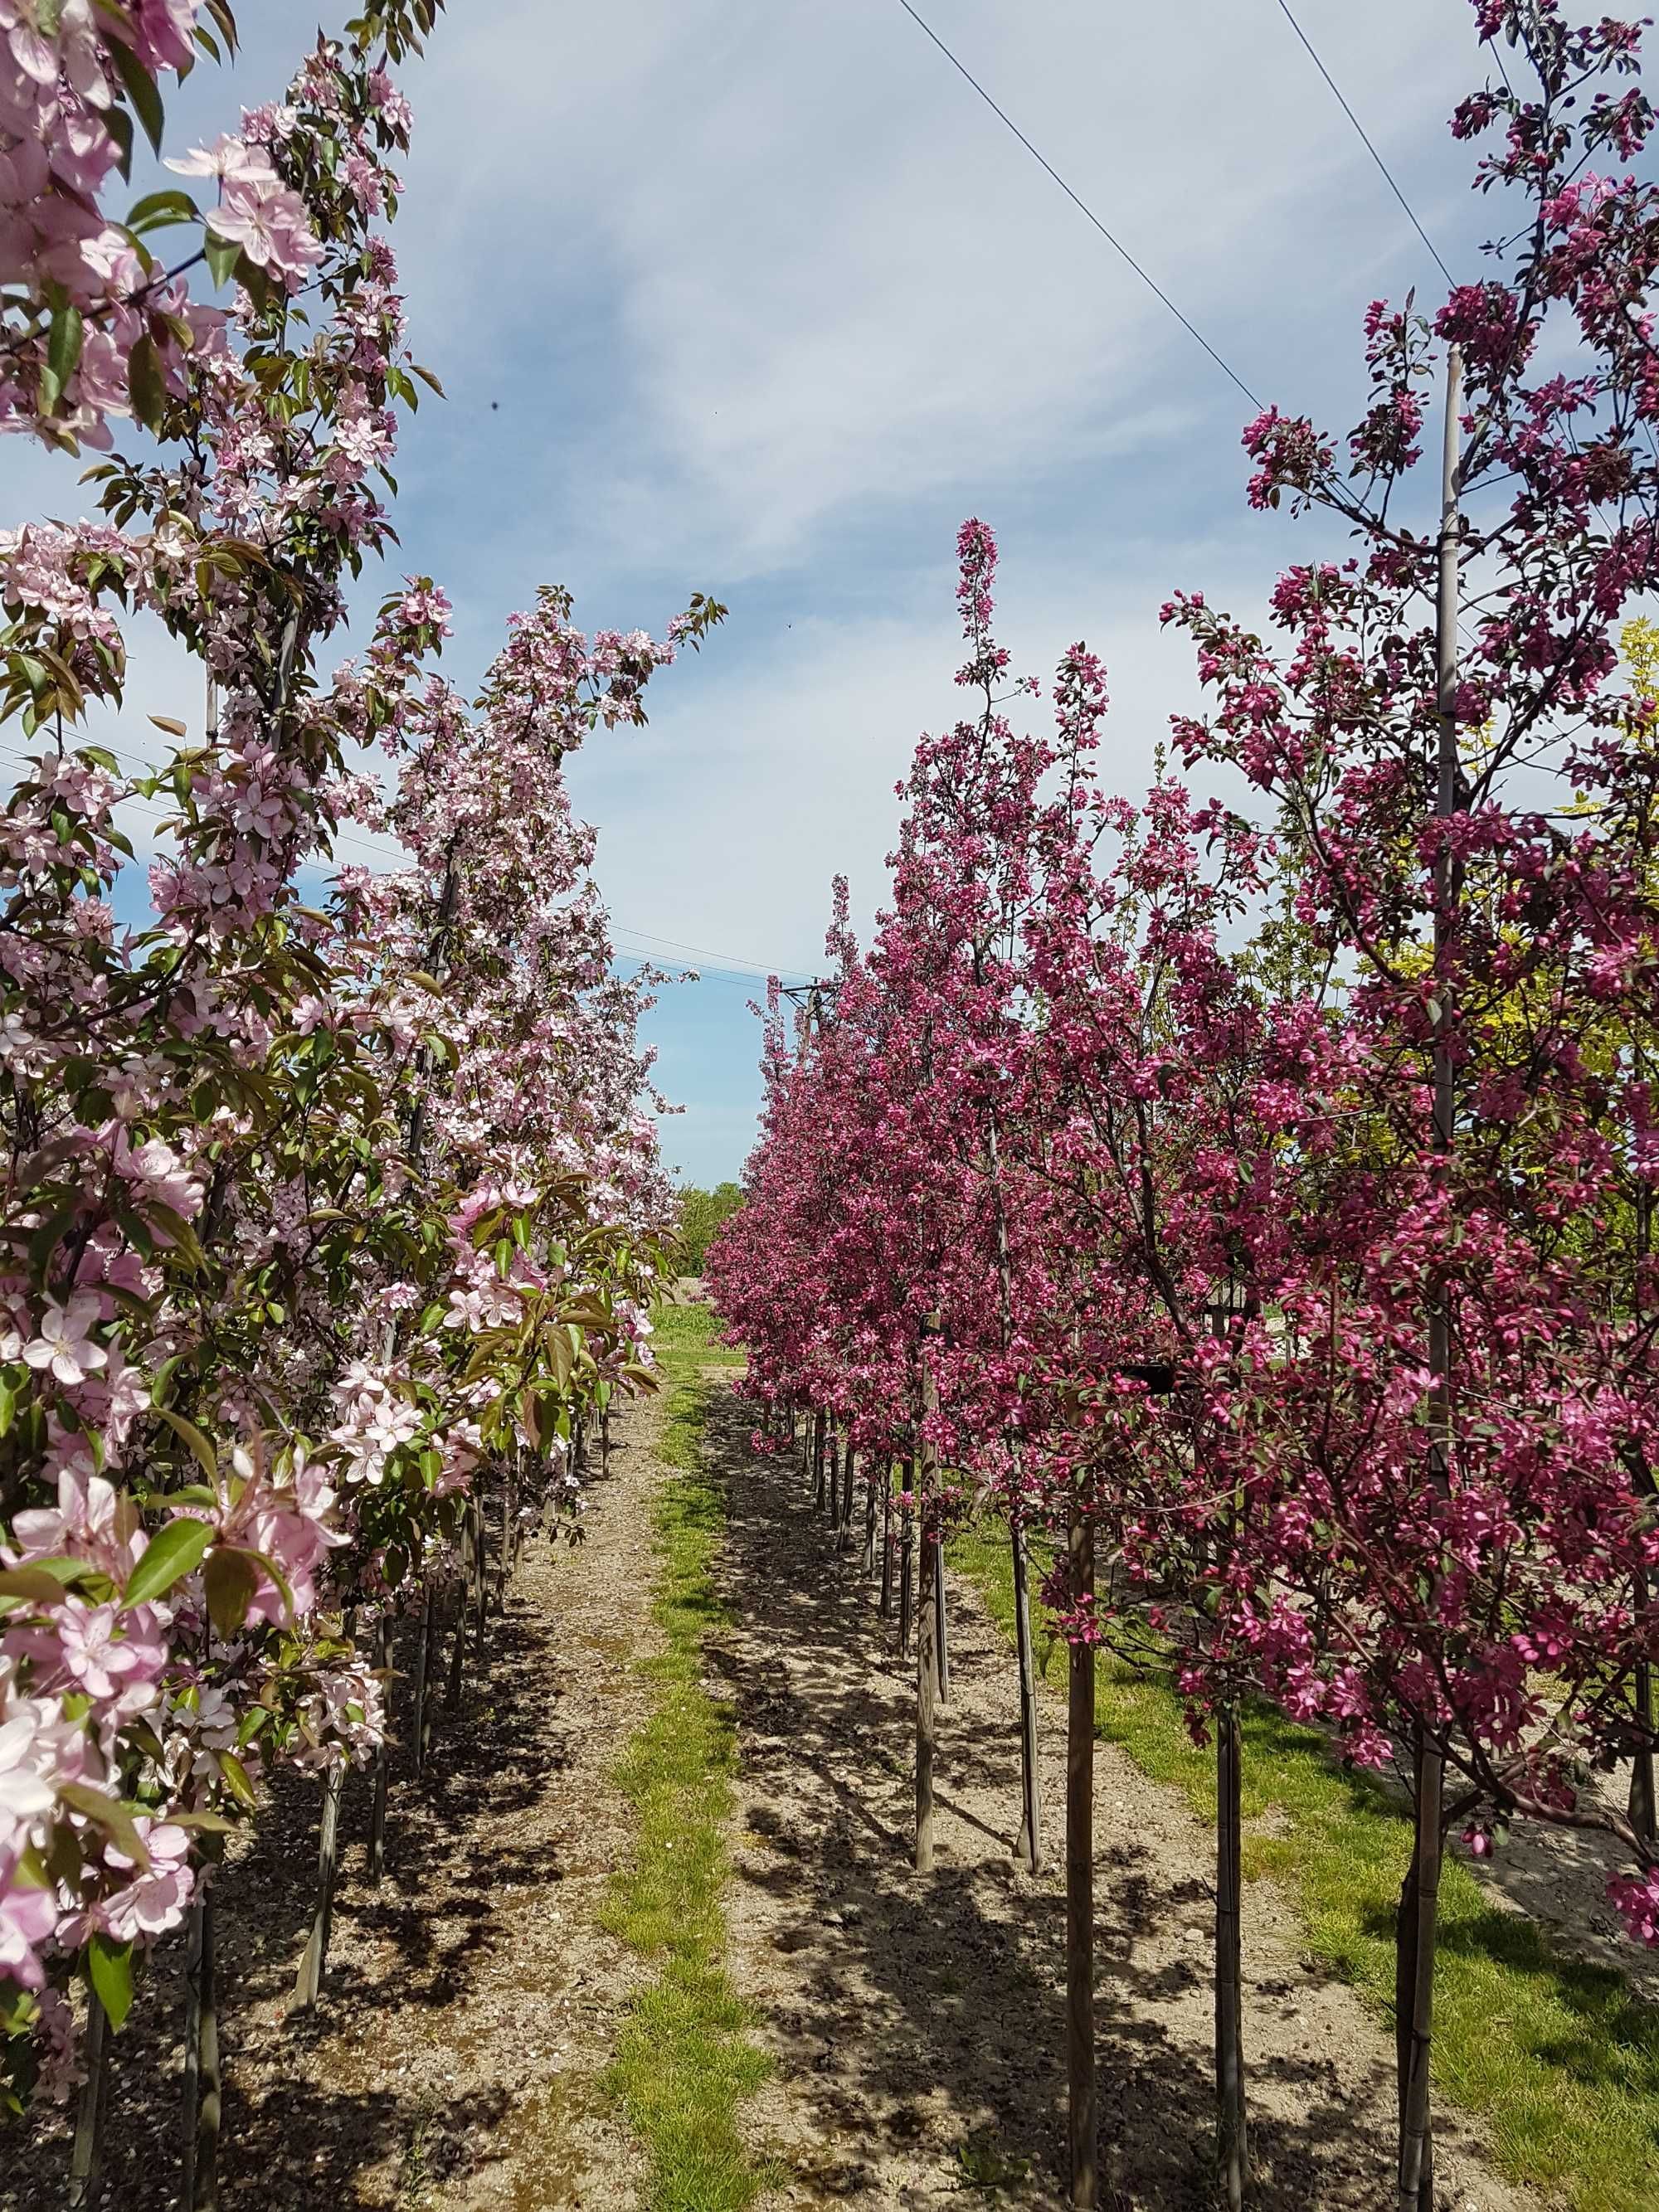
[709,6,1659,2207]
[0,0,718,2153]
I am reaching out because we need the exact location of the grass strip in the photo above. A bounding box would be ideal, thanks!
[600,1299,773,2212]
[950,1521,1659,2212]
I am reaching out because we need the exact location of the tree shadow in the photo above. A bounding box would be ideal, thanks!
[4,1486,610,2212]
[700,1390,1483,2211]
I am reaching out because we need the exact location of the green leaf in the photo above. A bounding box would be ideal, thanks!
[105,102,134,182]
[202,228,241,289]
[87,1934,135,2031]
[127,333,166,435]
[154,1406,219,1481]
[125,188,200,236]
[0,1565,75,1607]
[202,1546,258,1638]
[58,1784,150,1874]
[42,304,85,413]
[122,1514,212,1609]
[106,35,165,156]
[217,1751,257,1811]
[167,1807,237,1833]
[148,1353,187,1408]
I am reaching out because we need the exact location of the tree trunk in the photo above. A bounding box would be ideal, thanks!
[183,1892,221,2210]
[411,1582,435,1777]
[368,1610,392,1884]
[863,1453,879,1576]
[899,1494,915,1656]
[916,1348,941,1872]
[879,1463,895,1616]
[1215,1701,1248,2210]
[1013,1522,1044,1874]
[293,1762,345,2010]
[446,1558,468,1710]
[1630,1578,1656,1841]
[839,1439,856,1553]
[827,1426,841,1531]
[933,1537,950,1703]
[1067,1510,1097,2211]
[1396,1733,1443,2212]
[813,1411,828,1513]
[69,1986,109,2210]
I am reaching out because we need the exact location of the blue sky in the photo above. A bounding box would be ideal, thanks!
[8,0,1511,1184]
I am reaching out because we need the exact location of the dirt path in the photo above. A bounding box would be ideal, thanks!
[702,1381,1538,2212]
[6,1398,675,2212]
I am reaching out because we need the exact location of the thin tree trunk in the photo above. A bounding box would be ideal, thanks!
[863,1452,879,1576]
[601,1404,611,1475]
[933,1536,950,1703]
[880,1462,895,1616]
[411,1582,434,1777]
[368,1610,392,1883]
[916,1336,941,1872]
[1067,1510,1097,2211]
[1013,1522,1044,1874]
[1630,1577,1656,1840]
[827,1426,841,1531]
[899,1495,915,1656]
[1215,1701,1248,2210]
[839,1438,856,1552]
[813,1411,828,1513]
[68,1986,109,2210]
[1398,340,1462,2212]
[1397,1733,1443,2212]
[472,1496,488,1656]
[446,1549,469,1709]
[293,1762,344,2009]
[182,1898,203,2207]
[183,1892,221,2210]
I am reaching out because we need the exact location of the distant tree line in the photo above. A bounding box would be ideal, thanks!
[676,1182,744,1272]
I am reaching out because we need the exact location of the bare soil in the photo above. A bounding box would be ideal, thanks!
[5,1402,669,2212]
[7,1369,1557,2212]
[703,1381,1541,2212]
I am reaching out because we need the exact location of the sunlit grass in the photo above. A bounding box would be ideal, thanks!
[950,1522,1659,2212]
[601,1300,776,2212]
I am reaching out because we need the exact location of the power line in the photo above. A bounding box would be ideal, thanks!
[889,0,1263,408]
[1274,0,1457,287]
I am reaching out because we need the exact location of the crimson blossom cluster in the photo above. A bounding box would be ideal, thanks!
[0,0,718,2142]
[709,5,1659,2205]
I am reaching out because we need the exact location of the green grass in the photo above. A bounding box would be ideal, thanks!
[950,1523,1659,2212]
[600,1298,776,2212]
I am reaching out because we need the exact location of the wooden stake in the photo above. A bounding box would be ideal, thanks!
[1012,1520,1044,1874]
[1066,1509,1097,2211]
